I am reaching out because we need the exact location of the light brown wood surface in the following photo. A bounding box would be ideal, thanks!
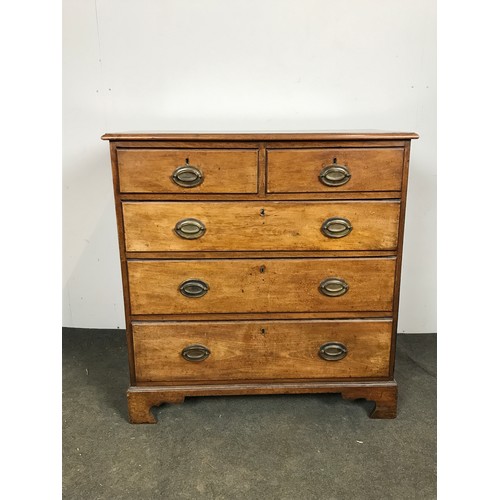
[122,201,400,252]
[132,319,393,382]
[130,312,392,321]
[388,140,412,377]
[127,381,397,422]
[266,148,404,193]
[120,192,403,201]
[108,143,137,383]
[118,149,258,193]
[103,132,418,422]
[127,257,396,314]
[102,131,419,141]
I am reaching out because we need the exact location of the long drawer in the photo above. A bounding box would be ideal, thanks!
[117,148,258,193]
[122,201,400,252]
[133,319,393,383]
[127,258,396,315]
[266,148,404,193]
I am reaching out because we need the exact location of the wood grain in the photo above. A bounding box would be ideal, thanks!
[125,250,396,259]
[113,140,409,150]
[130,312,392,321]
[267,148,404,193]
[127,257,396,315]
[132,319,393,383]
[118,149,258,193]
[389,140,413,377]
[119,191,403,201]
[127,380,397,423]
[103,131,417,423]
[102,131,419,141]
[122,201,400,252]
[109,143,137,384]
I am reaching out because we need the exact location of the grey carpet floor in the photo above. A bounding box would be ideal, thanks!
[62,329,436,500]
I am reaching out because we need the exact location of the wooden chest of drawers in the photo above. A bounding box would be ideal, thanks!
[102,131,418,423]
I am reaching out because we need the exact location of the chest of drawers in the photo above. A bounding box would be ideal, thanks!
[102,131,418,423]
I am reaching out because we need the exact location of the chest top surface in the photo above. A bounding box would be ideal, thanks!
[102,131,419,141]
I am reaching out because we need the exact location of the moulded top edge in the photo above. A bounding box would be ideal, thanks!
[101,131,419,141]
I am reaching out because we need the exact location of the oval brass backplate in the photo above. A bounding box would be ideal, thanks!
[318,342,348,361]
[179,279,209,298]
[181,344,211,362]
[319,164,351,187]
[172,165,204,188]
[175,218,206,239]
[319,277,349,297]
[321,217,352,238]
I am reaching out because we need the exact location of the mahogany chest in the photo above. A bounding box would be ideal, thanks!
[102,131,418,423]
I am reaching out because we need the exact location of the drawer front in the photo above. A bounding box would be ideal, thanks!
[267,148,404,193]
[117,149,258,193]
[128,258,396,315]
[123,201,400,252]
[133,319,392,382]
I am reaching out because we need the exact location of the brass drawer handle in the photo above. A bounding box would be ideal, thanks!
[319,164,351,187]
[182,344,211,362]
[175,218,206,239]
[172,165,204,188]
[321,217,352,238]
[179,279,209,298]
[319,277,349,297]
[319,342,348,361]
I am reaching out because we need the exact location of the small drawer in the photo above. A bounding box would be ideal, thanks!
[266,148,404,193]
[127,257,396,315]
[122,201,400,252]
[132,319,393,383]
[117,149,258,193]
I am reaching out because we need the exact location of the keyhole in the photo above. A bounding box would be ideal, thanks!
[261,328,266,335]
[260,265,266,273]
[260,208,265,217]
[185,158,190,164]
[333,157,337,164]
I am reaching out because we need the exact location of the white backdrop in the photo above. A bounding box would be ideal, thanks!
[63,0,436,332]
